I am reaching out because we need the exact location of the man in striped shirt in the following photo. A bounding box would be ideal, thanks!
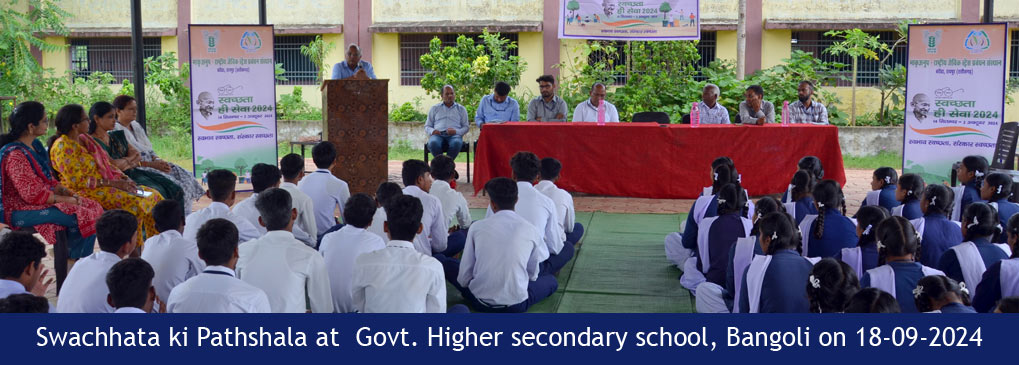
[787,81,829,125]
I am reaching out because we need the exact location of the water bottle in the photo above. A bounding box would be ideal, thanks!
[782,101,790,127]
[690,102,700,127]
[597,101,606,126]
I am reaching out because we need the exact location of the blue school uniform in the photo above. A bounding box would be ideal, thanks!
[972,258,1019,312]
[896,200,923,220]
[992,199,1019,242]
[862,261,944,313]
[938,237,1010,289]
[725,237,763,312]
[938,302,977,313]
[681,196,719,250]
[960,181,982,218]
[738,249,814,313]
[835,237,879,279]
[860,185,900,212]
[700,213,748,286]
[792,196,818,225]
[802,208,857,258]
[915,213,964,268]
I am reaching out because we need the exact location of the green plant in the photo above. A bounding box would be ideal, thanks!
[612,41,701,122]
[300,35,336,84]
[555,41,618,120]
[277,86,314,120]
[0,0,70,98]
[389,98,427,122]
[874,20,914,125]
[825,29,889,125]
[141,52,192,135]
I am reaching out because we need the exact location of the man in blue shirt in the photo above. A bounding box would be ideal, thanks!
[475,81,520,128]
[425,85,470,159]
[331,44,376,80]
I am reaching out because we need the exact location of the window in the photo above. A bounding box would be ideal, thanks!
[274,35,319,85]
[791,31,907,87]
[1010,30,1019,79]
[69,37,161,83]
[399,33,519,86]
[587,32,717,85]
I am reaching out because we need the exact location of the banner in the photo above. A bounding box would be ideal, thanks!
[903,23,1007,183]
[558,0,700,41]
[189,25,278,182]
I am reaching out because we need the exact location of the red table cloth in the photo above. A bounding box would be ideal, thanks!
[472,122,846,199]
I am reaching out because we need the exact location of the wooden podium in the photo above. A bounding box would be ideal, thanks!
[321,77,389,195]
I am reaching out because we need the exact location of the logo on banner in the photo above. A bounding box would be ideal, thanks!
[964,30,991,54]
[203,30,220,53]
[240,31,263,53]
[923,30,941,54]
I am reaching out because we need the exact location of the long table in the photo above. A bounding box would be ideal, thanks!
[472,122,846,199]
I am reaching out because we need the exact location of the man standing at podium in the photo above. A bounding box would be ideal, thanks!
[425,85,470,159]
[331,44,376,80]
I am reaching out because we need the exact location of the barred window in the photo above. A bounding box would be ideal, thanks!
[69,37,161,83]
[274,35,319,85]
[587,31,717,85]
[399,33,520,86]
[1010,30,1018,79]
[791,30,907,87]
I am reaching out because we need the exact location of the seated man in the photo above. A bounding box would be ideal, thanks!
[425,85,470,160]
[141,200,204,304]
[526,74,568,122]
[167,219,271,313]
[738,85,775,125]
[367,182,403,242]
[429,155,471,257]
[698,83,731,124]
[401,160,448,257]
[450,177,557,313]
[105,258,158,313]
[536,157,584,245]
[279,153,319,247]
[319,194,386,313]
[57,210,138,313]
[296,142,350,238]
[0,231,51,301]
[331,44,376,80]
[475,81,520,127]
[572,83,619,122]
[788,80,829,125]
[183,169,260,243]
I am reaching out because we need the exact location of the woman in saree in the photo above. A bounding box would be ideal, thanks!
[49,103,163,244]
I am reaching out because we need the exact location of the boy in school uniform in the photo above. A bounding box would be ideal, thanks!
[105,258,158,313]
[140,200,205,304]
[183,169,260,243]
[298,141,351,239]
[401,160,448,257]
[536,157,584,245]
[167,219,271,313]
[319,194,386,312]
[57,210,138,313]
[367,182,404,242]
[429,155,471,257]
[236,188,333,313]
[279,153,319,247]
[234,164,315,243]
[0,232,51,302]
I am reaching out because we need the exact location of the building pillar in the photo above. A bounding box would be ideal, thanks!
[177,0,190,68]
[746,0,763,75]
[543,0,561,79]
[960,0,981,23]
[344,0,373,62]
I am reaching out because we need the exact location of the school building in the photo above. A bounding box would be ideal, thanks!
[28,0,1019,120]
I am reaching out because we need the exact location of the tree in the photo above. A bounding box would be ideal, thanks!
[824,29,888,126]
[234,158,248,178]
[567,0,580,18]
[659,1,672,14]
[0,0,70,97]
[875,20,915,125]
[300,35,336,84]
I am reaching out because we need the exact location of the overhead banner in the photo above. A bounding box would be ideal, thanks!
[189,24,277,181]
[903,23,1007,184]
[558,0,700,41]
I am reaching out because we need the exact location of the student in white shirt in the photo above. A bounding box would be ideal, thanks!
[279,153,319,247]
[429,155,471,257]
[319,194,386,312]
[167,218,271,313]
[366,182,404,242]
[0,293,49,313]
[298,141,351,238]
[237,188,333,313]
[141,200,205,303]
[537,157,583,245]
[351,195,465,313]
[233,163,280,237]
[183,169,260,243]
[401,160,448,257]
[0,231,51,301]
[451,177,557,312]
[57,210,138,313]
[106,258,159,313]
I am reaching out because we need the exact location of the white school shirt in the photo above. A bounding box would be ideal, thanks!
[429,180,472,229]
[113,307,147,314]
[183,202,261,243]
[280,182,319,245]
[351,240,447,313]
[319,226,386,313]
[56,251,120,313]
[166,265,271,313]
[0,279,29,299]
[367,208,389,242]
[232,193,313,245]
[486,182,563,255]
[535,180,576,234]
[140,230,205,302]
[236,231,333,313]
[402,185,448,255]
[572,99,620,122]
[459,210,547,306]
[298,169,351,234]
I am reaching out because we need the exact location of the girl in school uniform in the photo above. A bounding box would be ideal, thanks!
[784,170,817,224]
[913,184,964,268]
[981,172,1019,243]
[725,197,782,313]
[859,167,900,213]
[952,155,989,221]
[739,212,816,313]
[844,288,901,313]
[701,156,754,218]
[800,180,857,258]
[782,156,824,203]
[971,214,1019,312]
[669,164,736,290]
[893,173,924,220]
[694,183,752,313]
[913,275,976,313]
[861,216,945,313]
[805,258,860,313]
[836,205,889,279]
[938,202,1010,291]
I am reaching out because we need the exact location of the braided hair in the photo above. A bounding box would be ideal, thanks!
[790,169,815,201]
[984,172,1012,202]
[806,258,860,313]
[759,212,801,255]
[812,179,844,240]
[913,275,971,313]
[716,183,746,216]
[711,164,734,196]
[751,196,785,236]
[856,205,889,247]
[961,155,989,187]
[961,202,1000,242]
[897,173,925,203]
[0,101,45,147]
[876,216,919,264]
[921,184,954,217]
[873,167,898,189]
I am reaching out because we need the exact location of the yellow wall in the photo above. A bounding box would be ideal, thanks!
[830,86,884,116]
[160,36,178,58]
[58,0,177,30]
[372,33,438,112]
[515,32,543,99]
[716,30,737,63]
[41,36,69,76]
[373,0,543,23]
[761,29,790,69]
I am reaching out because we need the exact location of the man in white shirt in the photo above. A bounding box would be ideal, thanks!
[537,157,584,245]
[236,188,333,313]
[57,210,138,313]
[106,258,158,314]
[141,200,205,303]
[319,194,385,312]
[167,218,271,313]
[697,83,731,124]
[0,231,51,302]
[571,83,619,122]
[453,177,557,312]
[351,195,459,313]
[298,141,351,238]
[183,169,260,243]
[279,153,319,247]
[401,160,448,257]
[429,155,471,257]
[366,182,403,242]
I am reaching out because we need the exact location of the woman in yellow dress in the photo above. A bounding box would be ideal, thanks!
[48,104,163,243]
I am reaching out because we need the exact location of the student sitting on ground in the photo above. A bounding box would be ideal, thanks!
[0,231,51,302]
[973,214,1019,312]
[167,219,271,313]
[725,197,781,313]
[861,216,944,313]
[367,182,403,243]
[913,275,976,313]
[912,184,963,267]
[892,173,924,219]
[739,212,815,313]
[995,297,1019,313]
[784,170,818,224]
[981,172,1019,243]
[695,183,753,313]
[278,153,318,247]
[939,202,1010,290]
[319,194,386,313]
[57,210,138,313]
[183,169,260,243]
[106,258,159,313]
[0,293,49,313]
[537,157,584,245]
[800,179,856,258]
[844,287,901,313]
[666,163,735,275]
[782,156,824,203]
[140,200,205,304]
[298,141,351,238]
[401,160,448,257]
[836,205,888,279]
[805,258,859,313]
[428,155,471,257]
[859,167,900,214]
